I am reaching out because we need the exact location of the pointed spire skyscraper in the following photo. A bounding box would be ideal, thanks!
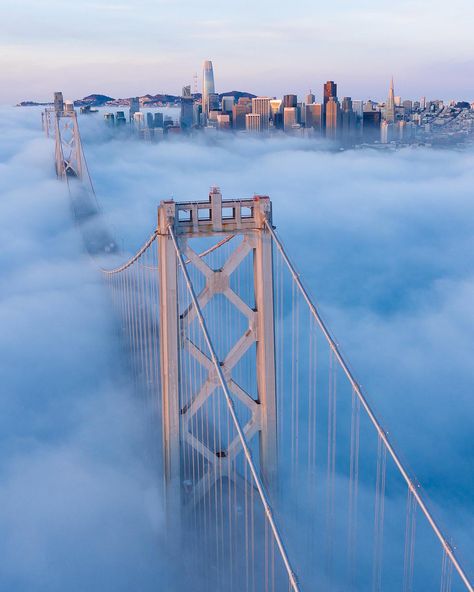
[386,76,396,123]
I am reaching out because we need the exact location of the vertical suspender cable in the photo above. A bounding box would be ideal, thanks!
[168,224,300,592]
[265,219,473,592]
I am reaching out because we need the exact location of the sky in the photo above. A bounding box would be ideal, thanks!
[1,0,474,104]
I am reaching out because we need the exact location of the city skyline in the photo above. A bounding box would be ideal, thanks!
[1,0,473,104]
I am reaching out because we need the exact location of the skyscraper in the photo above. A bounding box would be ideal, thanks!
[363,110,381,142]
[283,94,297,109]
[325,97,341,140]
[251,97,270,130]
[245,113,262,133]
[233,103,250,130]
[323,81,337,105]
[129,97,140,122]
[283,107,297,130]
[305,91,315,105]
[180,85,194,130]
[221,96,235,113]
[385,77,396,123]
[202,60,215,121]
[305,103,324,135]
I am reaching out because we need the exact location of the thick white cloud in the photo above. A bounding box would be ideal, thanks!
[1,106,473,586]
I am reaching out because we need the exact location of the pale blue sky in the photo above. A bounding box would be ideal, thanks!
[1,0,473,103]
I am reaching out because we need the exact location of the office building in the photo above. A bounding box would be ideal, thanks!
[133,112,144,128]
[129,97,140,122]
[221,96,235,113]
[305,103,324,135]
[217,114,231,129]
[104,112,115,126]
[283,107,297,130]
[341,97,357,141]
[233,103,250,130]
[180,85,194,130]
[325,97,341,140]
[154,112,164,128]
[202,60,216,120]
[252,97,270,130]
[116,111,126,125]
[246,113,262,132]
[324,81,337,105]
[381,120,389,143]
[305,91,315,105]
[146,112,154,128]
[363,110,381,142]
[283,94,297,109]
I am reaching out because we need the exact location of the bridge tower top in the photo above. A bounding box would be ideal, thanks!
[158,186,272,236]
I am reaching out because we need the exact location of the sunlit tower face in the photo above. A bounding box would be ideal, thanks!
[202,60,215,118]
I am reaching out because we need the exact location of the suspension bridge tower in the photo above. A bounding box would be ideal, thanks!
[157,188,278,513]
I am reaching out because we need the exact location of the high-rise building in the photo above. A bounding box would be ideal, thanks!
[402,100,413,114]
[104,112,115,126]
[146,112,154,128]
[252,97,270,130]
[352,100,364,119]
[395,95,402,107]
[283,107,297,130]
[323,81,337,105]
[283,94,297,109]
[363,110,381,142]
[217,114,231,129]
[305,103,324,135]
[221,96,235,113]
[325,97,341,140]
[202,60,216,120]
[133,111,144,128]
[385,77,396,123]
[233,102,251,130]
[246,113,262,133]
[129,97,140,122]
[54,92,64,112]
[154,112,164,128]
[381,120,389,143]
[116,111,126,126]
[180,85,194,130]
[305,91,315,105]
[341,97,357,142]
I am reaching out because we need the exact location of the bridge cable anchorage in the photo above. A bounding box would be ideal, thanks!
[264,218,474,592]
[168,223,301,592]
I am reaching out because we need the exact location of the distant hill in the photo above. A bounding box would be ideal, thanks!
[74,94,115,107]
[18,90,258,108]
[219,90,257,100]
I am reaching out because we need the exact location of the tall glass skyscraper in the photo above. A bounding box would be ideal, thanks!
[202,60,215,121]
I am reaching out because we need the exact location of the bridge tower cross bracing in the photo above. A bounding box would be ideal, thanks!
[157,188,278,512]
[52,100,84,181]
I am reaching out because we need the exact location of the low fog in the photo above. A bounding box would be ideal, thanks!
[1,106,473,587]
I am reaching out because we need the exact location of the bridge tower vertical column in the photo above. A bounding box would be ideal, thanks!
[254,197,278,488]
[158,200,182,517]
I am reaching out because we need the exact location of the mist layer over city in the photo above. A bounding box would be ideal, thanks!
[0,106,473,590]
